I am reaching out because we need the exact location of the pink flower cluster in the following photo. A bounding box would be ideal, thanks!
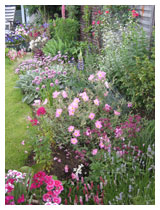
[30,171,63,205]
[68,97,80,116]
[79,92,89,102]
[55,108,63,118]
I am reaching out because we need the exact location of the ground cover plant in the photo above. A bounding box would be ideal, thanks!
[5,5,155,205]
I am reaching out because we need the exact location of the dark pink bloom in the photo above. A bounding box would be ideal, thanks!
[36,107,46,116]
[54,180,62,187]
[105,10,109,14]
[97,20,100,24]
[17,194,25,204]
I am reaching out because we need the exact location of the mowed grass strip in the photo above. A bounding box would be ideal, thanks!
[5,56,32,171]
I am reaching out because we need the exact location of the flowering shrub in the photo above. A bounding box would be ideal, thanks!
[7,49,26,61]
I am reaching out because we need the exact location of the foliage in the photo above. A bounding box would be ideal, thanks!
[49,18,79,42]
[66,5,81,20]
[82,6,92,34]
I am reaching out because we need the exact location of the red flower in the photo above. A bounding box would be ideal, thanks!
[105,11,109,14]
[97,20,100,25]
[37,107,46,116]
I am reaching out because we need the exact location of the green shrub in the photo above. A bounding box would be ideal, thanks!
[49,18,79,42]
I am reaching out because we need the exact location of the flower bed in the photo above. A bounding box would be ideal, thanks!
[5,5,155,205]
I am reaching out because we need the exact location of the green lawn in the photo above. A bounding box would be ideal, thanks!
[5,56,32,171]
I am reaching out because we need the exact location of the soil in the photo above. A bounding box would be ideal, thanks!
[26,145,90,181]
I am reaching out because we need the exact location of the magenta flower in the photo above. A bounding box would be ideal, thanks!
[55,79,59,85]
[95,120,102,129]
[89,113,95,120]
[92,21,95,25]
[68,126,74,132]
[71,138,78,145]
[36,87,40,91]
[99,141,104,148]
[73,130,80,137]
[37,106,46,116]
[128,102,132,107]
[94,98,100,106]
[64,165,69,173]
[92,149,98,155]
[114,110,121,116]
[17,194,25,204]
[21,140,25,145]
[50,83,54,87]
[54,180,62,187]
[42,85,46,88]
[104,104,112,112]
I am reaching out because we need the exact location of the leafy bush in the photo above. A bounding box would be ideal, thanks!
[49,18,79,42]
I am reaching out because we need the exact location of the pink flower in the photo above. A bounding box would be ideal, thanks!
[105,10,109,14]
[89,113,95,120]
[54,180,62,187]
[97,71,106,79]
[71,173,77,179]
[37,107,46,116]
[128,103,132,108]
[99,141,104,148]
[62,90,68,98]
[46,185,54,191]
[55,108,63,117]
[73,97,80,103]
[68,126,74,132]
[52,91,60,98]
[21,140,25,145]
[94,98,100,106]
[52,197,61,204]
[73,130,80,137]
[92,21,95,25]
[50,83,54,87]
[36,87,40,91]
[43,98,48,105]
[64,165,69,173]
[104,91,108,96]
[17,194,25,204]
[27,116,32,121]
[42,85,46,88]
[104,104,112,112]
[97,20,100,24]
[30,119,38,126]
[92,149,98,155]
[82,94,89,102]
[71,138,78,145]
[55,79,59,85]
[114,110,121,116]
[43,193,51,202]
[69,110,75,116]
[88,74,94,81]
[92,32,95,36]
[95,120,102,129]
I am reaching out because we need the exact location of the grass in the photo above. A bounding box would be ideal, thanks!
[5,56,32,171]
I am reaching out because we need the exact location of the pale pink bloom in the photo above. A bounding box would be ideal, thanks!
[73,97,80,103]
[89,113,95,120]
[97,71,106,80]
[71,138,78,144]
[92,149,98,155]
[94,98,100,106]
[36,87,40,91]
[104,81,109,89]
[55,108,63,117]
[27,116,32,121]
[70,102,78,109]
[21,140,25,145]
[128,102,132,107]
[99,141,104,148]
[114,110,121,116]
[54,157,58,160]
[73,130,80,137]
[58,159,61,162]
[82,95,89,102]
[71,173,77,179]
[69,110,75,116]
[64,165,69,173]
[43,98,48,105]
[88,74,94,81]
[42,85,46,89]
[53,91,60,98]
[68,126,74,132]
[55,79,59,85]
[50,83,54,87]
[32,99,41,106]
[62,90,68,98]
[95,120,102,129]
[79,92,87,97]
[104,91,108,96]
